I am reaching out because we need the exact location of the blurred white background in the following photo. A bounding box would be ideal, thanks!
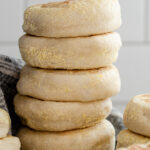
[0,0,150,112]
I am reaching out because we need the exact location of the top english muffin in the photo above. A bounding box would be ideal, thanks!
[23,0,121,38]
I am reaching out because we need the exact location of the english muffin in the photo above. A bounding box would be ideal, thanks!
[19,32,121,69]
[17,65,121,102]
[18,120,115,150]
[0,109,10,138]
[14,94,112,131]
[0,136,20,150]
[117,129,150,148]
[23,0,121,38]
[124,94,150,137]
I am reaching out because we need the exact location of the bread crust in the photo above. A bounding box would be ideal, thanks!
[19,33,121,69]
[0,136,20,150]
[117,143,150,150]
[117,129,150,148]
[18,120,115,150]
[0,109,10,138]
[23,0,121,38]
[14,94,112,131]
[17,65,121,102]
[124,94,150,137]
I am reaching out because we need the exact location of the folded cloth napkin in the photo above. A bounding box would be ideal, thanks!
[0,54,125,136]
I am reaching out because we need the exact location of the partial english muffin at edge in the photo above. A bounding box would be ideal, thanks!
[117,129,150,148]
[124,94,150,137]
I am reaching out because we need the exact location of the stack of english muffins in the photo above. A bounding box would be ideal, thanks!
[0,109,20,150]
[15,0,122,149]
[117,94,150,148]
